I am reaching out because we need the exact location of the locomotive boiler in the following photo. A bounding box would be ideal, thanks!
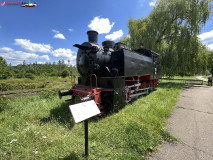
[59,30,162,113]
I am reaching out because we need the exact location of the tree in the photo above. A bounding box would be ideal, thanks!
[121,0,212,76]
[194,43,210,75]
[208,51,213,72]
[120,36,130,48]
[61,70,69,78]
[0,57,79,79]
[23,60,26,66]
[0,57,8,79]
[0,57,7,72]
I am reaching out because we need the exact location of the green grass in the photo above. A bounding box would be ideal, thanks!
[202,76,212,79]
[0,77,77,92]
[163,76,196,80]
[0,82,183,159]
[161,76,208,85]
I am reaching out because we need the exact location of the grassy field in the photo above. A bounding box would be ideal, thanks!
[202,76,212,79]
[163,76,196,80]
[161,76,209,85]
[0,77,77,93]
[0,82,184,160]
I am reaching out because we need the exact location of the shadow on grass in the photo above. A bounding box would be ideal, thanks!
[89,89,154,123]
[59,152,80,160]
[88,105,126,123]
[40,101,75,129]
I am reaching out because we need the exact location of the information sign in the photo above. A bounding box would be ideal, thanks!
[69,100,100,123]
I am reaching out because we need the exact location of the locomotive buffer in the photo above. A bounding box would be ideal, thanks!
[69,100,100,158]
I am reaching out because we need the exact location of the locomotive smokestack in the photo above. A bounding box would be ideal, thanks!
[102,40,115,48]
[87,30,98,43]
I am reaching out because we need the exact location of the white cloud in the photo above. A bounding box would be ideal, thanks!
[52,29,66,40]
[54,34,66,39]
[51,48,76,58]
[0,47,50,62]
[198,30,213,44]
[149,0,156,7]
[14,39,52,53]
[68,28,73,32]
[51,48,76,66]
[64,56,77,66]
[37,61,46,64]
[105,30,124,41]
[1,37,77,65]
[52,29,59,34]
[198,30,213,50]
[207,43,213,51]
[88,16,115,34]
[0,47,14,52]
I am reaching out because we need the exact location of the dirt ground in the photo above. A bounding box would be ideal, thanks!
[148,84,213,160]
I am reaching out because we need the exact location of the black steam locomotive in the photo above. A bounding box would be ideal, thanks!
[59,31,162,113]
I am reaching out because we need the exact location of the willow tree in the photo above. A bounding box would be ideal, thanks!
[0,57,7,77]
[194,42,213,75]
[121,0,212,76]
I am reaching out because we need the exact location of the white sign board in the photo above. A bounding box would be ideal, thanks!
[69,100,101,123]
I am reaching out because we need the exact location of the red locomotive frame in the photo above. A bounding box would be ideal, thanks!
[64,74,159,114]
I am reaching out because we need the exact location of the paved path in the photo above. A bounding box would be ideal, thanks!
[196,76,208,82]
[148,85,213,160]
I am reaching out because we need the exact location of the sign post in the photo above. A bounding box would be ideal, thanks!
[69,100,100,157]
[85,120,88,157]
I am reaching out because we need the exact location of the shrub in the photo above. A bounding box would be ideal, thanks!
[0,83,12,91]
[38,83,47,88]
[61,70,69,78]
[50,72,57,77]
[25,73,35,80]
[39,90,57,99]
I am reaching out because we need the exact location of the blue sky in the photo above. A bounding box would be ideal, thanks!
[0,0,213,66]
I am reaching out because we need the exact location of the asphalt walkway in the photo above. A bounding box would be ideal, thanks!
[148,84,213,160]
